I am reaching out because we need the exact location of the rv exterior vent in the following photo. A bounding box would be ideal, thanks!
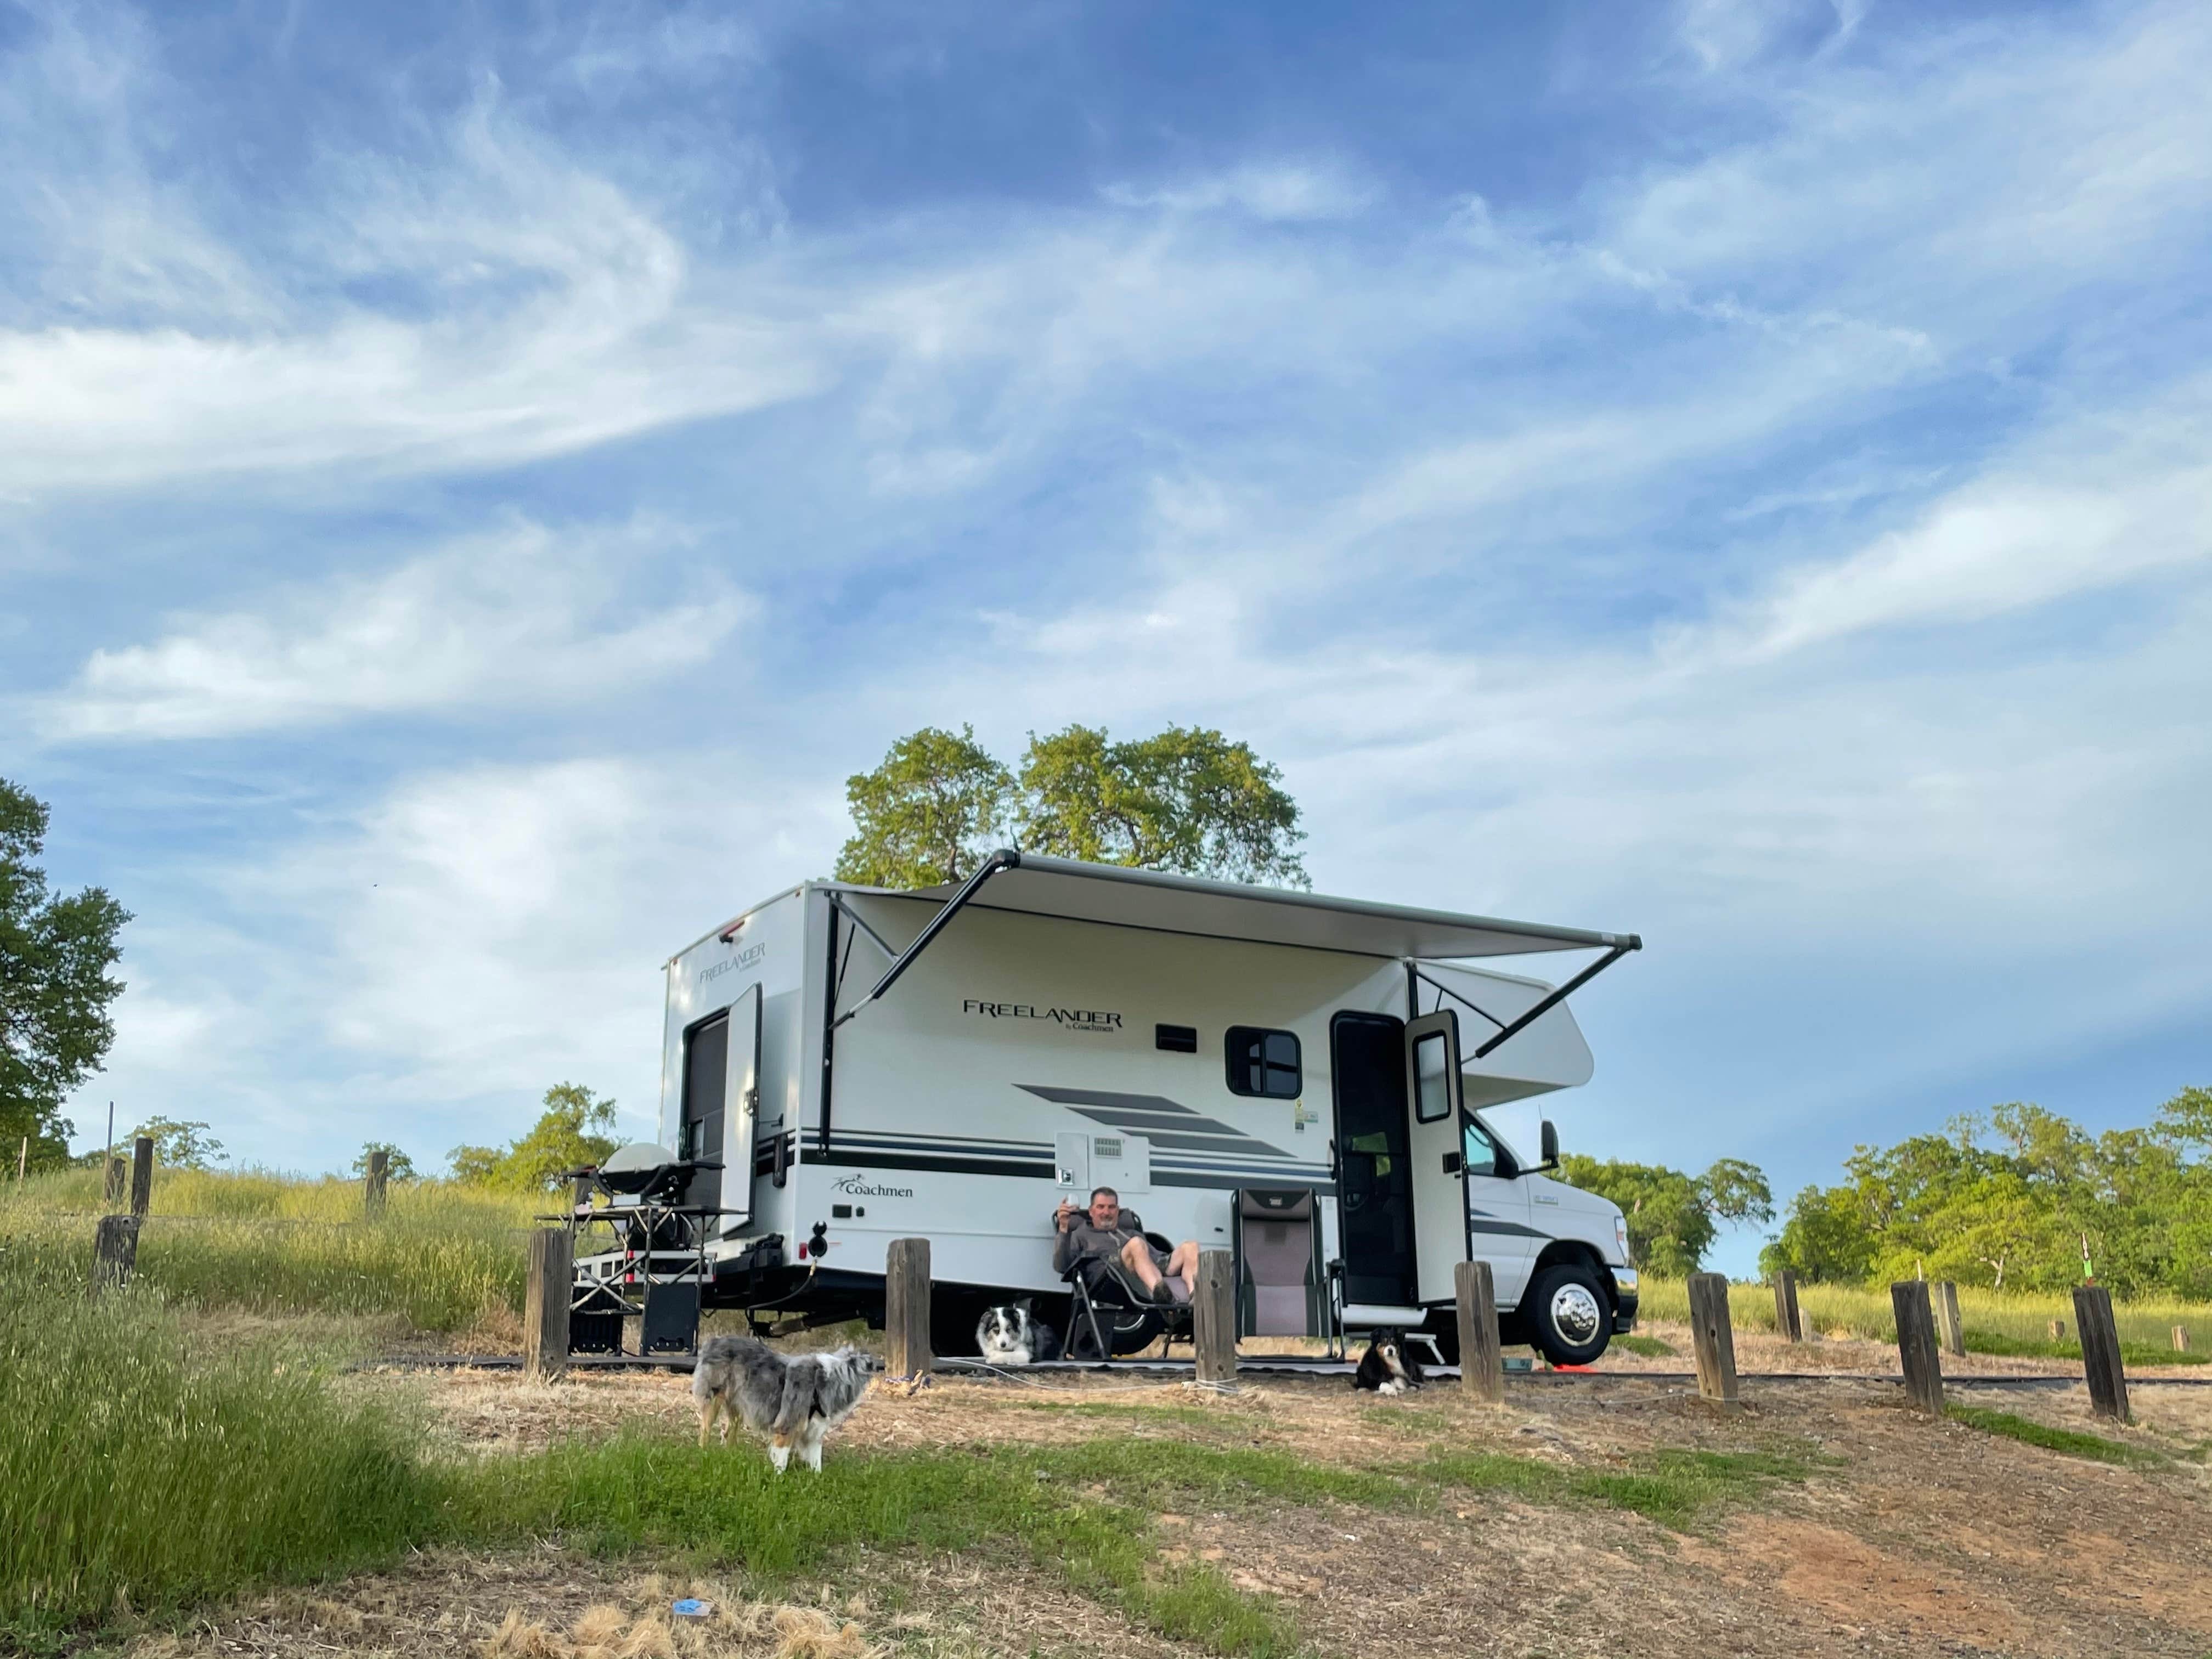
[1155,1024,1198,1053]
[1094,1136,1124,1158]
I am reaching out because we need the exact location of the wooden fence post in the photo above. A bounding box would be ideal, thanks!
[89,1214,139,1293]
[2175,1325,2191,1354]
[523,1228,573,1382]
[1933,1280,1965,1357]
[1454,1259,1504,1402]
[1891,1280,1944,1414]
[1771,1269,1803,1343]
[1193,1248,1237,1386]
[128,1135,154,1218]
[2072,1284,2129,1423]
[364,1149,389,1218]
[885,1237,933,1380]
[1687,1272,1739,1405]
[103,1155,126,1205]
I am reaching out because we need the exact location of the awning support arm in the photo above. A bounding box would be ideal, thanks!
[825,893,899,966]
[830,848,1022,1030]
[1410,964,1508,1032]
[1469,936,1641,1060]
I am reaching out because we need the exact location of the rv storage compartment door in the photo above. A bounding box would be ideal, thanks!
[1403,1009,1468,1305]
[1053,1132,1150,1198]
[1054,1132,1090,1195]
[1088,1132,1149,1195]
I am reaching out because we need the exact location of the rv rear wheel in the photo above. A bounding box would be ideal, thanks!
[1523,1262,1612,1367]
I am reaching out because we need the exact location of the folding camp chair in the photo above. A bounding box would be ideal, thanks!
[1061,1231,1195,1361]
[1233,1187,1325,1338]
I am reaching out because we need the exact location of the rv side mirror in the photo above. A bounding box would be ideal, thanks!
[1539,1120,1560,1170]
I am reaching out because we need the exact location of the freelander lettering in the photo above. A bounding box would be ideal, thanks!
[962,998,1122,1032]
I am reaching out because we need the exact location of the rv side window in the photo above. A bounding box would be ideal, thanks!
[1225,1027,1301,1098]
[1461,1114,1500,1177]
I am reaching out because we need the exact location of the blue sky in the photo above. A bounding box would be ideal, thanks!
[4,0,2208,1273]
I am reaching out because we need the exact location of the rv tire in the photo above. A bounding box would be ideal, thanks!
[1523,1262,1612,1367]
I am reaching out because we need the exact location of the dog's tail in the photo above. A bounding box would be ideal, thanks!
[769,1361,818,1438]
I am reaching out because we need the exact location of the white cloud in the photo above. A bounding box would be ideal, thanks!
[0,13,817,500]
[1629,1,2212,335]
[79,753,844,1165]
[1718,382,2212,659]
[1102,161,1379,222]
[41,519,751,740]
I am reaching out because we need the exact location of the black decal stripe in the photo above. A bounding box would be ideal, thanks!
[1017,1085,1194,1114]
[812,1148,1337,1194]
[1154,1171,1339,1195]
[1065,1104,1252,1137]
[1112,1131,1295,1157]
[813,1150,1057,1180]
[1466,1219,1552,1239]
[820,1132,1053,1158]
[839,1128,1057,1149]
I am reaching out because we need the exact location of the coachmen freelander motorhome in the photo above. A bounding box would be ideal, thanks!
[629,851,1643,1366]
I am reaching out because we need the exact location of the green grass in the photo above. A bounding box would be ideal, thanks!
[0,1268,446,1645]
[460,1436,1301,1656]
[1943,1405,2164,1468]
[9,1208,1860,1654]
[0,1167,539,1332]
[1610,1333,1675,1358]
[1414,1444,1819,1530]
[1638,1276,2210,1359]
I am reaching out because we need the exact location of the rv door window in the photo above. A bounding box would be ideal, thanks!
[1412,1031,1452,1122]
[1224,1027,1301,1098]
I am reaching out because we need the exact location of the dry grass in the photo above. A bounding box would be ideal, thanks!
[1639,1274,2212,1358]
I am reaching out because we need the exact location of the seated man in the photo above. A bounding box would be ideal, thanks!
[1053,1185,1199,1305]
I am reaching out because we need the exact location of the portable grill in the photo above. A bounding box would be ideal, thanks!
[560,1143,727,1355]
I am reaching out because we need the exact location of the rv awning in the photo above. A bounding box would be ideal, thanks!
[897,853,1633,961]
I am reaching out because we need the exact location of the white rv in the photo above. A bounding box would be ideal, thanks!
[653,851,1642,1365]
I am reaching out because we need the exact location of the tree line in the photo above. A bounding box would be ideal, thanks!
[1757,1091,2211,1300]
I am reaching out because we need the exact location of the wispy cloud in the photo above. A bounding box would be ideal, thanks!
[40,518,751,740]
[1101,160,1380,222]
[0,9,816,499]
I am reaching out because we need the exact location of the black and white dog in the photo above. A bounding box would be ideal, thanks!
[1352,1328,1426,1396]
[976,1299,1062,1366]
[692,1335,882,1471]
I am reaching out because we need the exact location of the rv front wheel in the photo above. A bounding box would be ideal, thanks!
[1524,1262,1611,1367]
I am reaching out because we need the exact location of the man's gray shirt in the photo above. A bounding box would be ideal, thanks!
[1053,1210,1150,1276]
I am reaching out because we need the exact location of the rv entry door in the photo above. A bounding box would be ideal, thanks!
[680,984,761,1228]
[1403,1010,1468,1305]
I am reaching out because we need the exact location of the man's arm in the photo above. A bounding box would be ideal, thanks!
[1052,1210,1081,1274]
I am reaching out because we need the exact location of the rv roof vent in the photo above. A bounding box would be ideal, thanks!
[1155,1024,1198,1053]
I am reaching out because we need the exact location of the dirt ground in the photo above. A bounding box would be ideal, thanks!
[141,1340,2212,1659]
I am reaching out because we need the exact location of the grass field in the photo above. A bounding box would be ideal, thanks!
[1637,1275,2211,1365]
[0,1167,537,1332]
[2,1222,1842,1655]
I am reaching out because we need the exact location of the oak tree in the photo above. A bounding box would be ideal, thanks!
[0,779,131,1172]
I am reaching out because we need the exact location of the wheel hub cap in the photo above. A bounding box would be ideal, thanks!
[1551,1283,1602,1344]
